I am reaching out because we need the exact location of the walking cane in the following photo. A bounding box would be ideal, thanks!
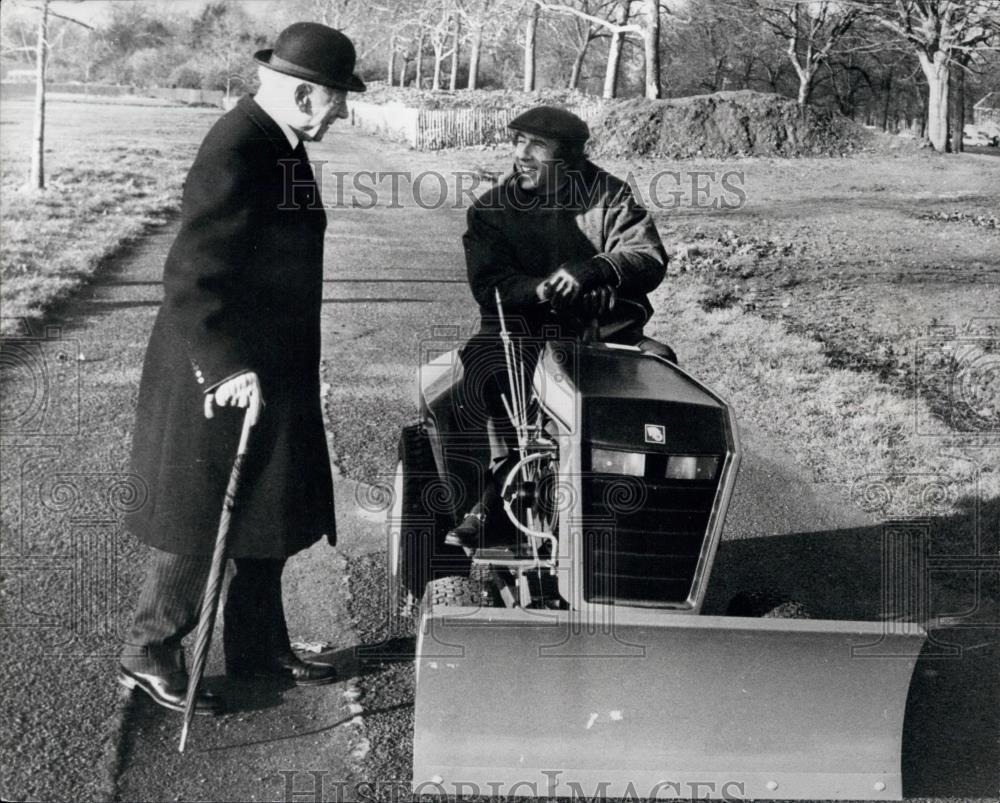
[178,390,262,753]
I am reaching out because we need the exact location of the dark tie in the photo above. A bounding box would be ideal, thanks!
[289,140,319,208]
[292,140,315,184]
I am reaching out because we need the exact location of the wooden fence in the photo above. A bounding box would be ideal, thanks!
[351,101,599,150]
[415,107,522,149]
[350,102,420,146]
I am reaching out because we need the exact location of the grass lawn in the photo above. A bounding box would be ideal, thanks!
[625,151,1000,515]
[0,99,221,334]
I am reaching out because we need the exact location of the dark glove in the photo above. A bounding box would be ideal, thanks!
[542,258,615,312]
[578,285,616,318]
[561,257,615,293]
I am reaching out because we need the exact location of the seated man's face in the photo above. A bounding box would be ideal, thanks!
[512,131,563,192]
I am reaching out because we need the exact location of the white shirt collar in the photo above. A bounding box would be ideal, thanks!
[253,94,300,151]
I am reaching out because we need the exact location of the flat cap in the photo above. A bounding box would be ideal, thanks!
[508,106,589,143]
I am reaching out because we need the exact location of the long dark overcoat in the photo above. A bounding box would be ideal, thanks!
[126,95,335,558]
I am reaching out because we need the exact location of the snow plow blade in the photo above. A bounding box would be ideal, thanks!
[413,607,925,800]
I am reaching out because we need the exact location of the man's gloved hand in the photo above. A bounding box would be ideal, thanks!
[538,257,615,311]
[537,267,580,311]
[578,285,616,318]
[204,371,263,419]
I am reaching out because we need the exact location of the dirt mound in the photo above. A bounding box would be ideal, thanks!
[591,90,883,158]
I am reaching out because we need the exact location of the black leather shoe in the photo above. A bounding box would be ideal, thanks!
[444,510,485,551]
[229,653,338,687]
[118,665,222,715]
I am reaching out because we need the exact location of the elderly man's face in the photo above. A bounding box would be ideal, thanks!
[297,85,349,141]
[512,130,563,192]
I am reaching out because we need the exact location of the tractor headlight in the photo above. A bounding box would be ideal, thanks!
[665,455,719,481]
[591,447,646,476]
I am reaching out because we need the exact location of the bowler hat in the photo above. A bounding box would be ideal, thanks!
[255,22,366,92]
[509,106,589,143]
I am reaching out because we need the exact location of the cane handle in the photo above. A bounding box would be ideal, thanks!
[236,390,261,456]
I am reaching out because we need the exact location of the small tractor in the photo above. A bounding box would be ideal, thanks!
[387,305,925,800]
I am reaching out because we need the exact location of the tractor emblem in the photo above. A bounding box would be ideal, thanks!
[644,424,665,444]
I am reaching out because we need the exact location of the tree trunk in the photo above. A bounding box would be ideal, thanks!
[450,15,461,91]
[399,57,409,87]
[568,34,591,90]
[603,1,627,99]
[880,71,892,132]
[918,50,949,151]
[30,0,49,190]
[432,43,443,91]
[950,59,966,153]
[796,70,812,108]
[524,4,539,92]
[643,0,659,99]
[415,29,425,89]
[468,25,482,89]
[387,35,397,85]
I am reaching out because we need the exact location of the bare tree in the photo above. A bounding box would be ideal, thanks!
[662,0,777,94]
[565,11,602,89]
[950,50,971,152]
[603,0,628,97]
[284,0,359,31]
[449,11,461,90]
[860,0,1000,151]
[641,0,660,98]
[415,25,426,87]
[458,0,503,89]
[745,0,860,109]
[531,0,682,98]
[191,2,264,101]
[30,0,50,190]
[425,1,457,90]
[524,1,540,90]
[2,0,94,190]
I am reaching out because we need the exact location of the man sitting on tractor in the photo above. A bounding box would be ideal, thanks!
[447,105,675,550]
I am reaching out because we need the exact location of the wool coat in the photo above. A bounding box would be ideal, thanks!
[126,96,335,557]
[463,159,667,340]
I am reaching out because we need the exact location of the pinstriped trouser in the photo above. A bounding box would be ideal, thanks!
[120,547,288,676]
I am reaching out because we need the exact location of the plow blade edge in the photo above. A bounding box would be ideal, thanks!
[413,607,925,800]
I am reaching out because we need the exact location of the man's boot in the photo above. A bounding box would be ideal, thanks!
[444,500,488,551]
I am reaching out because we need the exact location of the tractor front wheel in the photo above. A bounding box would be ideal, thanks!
[726,589,812,619]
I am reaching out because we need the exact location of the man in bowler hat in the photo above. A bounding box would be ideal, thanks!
[119,23,365,713]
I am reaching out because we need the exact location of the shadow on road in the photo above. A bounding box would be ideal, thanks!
[706,495,999,799]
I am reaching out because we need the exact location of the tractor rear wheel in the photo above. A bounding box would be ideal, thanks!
[388,424,467,617]
[422,574,501,612]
